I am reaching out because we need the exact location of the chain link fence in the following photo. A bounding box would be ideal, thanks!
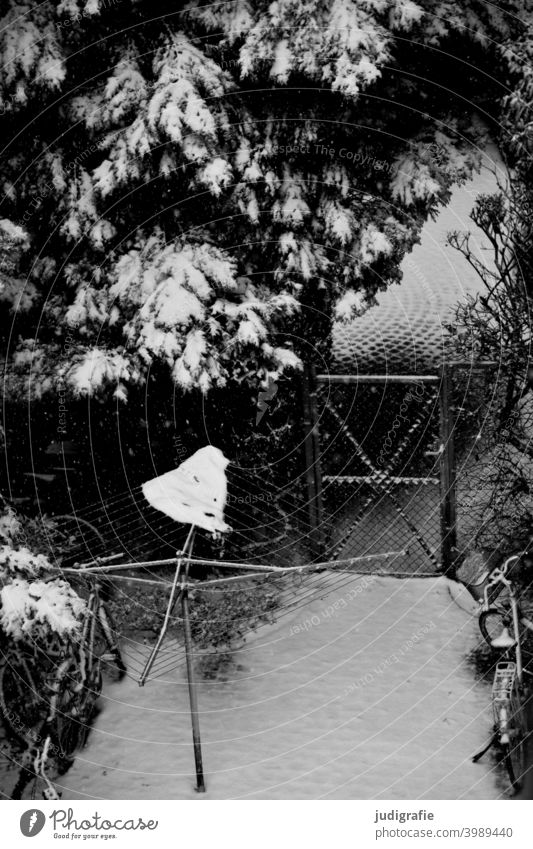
[314,378,444,575]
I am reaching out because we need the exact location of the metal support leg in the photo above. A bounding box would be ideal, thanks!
[180,528,205,792]
[181,579,205,792]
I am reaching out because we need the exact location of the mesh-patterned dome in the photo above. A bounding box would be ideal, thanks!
[332,154,503,374]
[332,267,478,373]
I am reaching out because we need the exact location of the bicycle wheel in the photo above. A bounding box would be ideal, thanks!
[10,742,60,801]
[95,601,127,680]
[507,682,527,791]
[503,735,526,792]
[0,652,46,745]
[52,657,102,765]
[493,667,527,792]
[51,514,107,567]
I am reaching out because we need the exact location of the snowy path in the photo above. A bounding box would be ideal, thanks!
[57,575,500,799]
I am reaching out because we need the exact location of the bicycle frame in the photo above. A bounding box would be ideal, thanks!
[481,555,533,686]
[472,554,532,789]
[492,662,519,744]
[66,562,126,678]
[2,566,125,799]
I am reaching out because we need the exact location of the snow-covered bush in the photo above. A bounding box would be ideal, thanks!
[448,176,533,562]
[0,544,55,579]
[0,504,22,544]
[0,502,86,643]
[0,578,85,641]
[457,427,533,556]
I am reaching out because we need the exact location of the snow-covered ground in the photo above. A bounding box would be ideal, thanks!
[48,573,505,800]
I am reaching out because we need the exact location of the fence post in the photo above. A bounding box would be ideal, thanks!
[302,363,325,559]
[308,363,325,556]
[439,363,458,577]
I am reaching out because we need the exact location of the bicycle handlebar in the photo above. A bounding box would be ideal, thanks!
[487,555,520,584]
[483,554,523,607]
[501,555,522,576]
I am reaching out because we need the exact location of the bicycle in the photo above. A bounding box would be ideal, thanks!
[472,554,533,792]
[0,554,126,799]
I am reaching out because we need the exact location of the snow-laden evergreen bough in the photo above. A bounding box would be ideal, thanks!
[0,0,525,400]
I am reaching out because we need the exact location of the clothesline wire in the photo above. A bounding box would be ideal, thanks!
[55,477,303,559]
[122,560,432,682]
[59,487,429,578]
[52,463,298,530]
[106,555,430,682]
[53,438,420,542]
[118,567,365,681]
[42,448,436,575]
[36,387,440,567]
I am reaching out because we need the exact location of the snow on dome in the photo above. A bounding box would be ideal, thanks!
[142,446,231,535]
[332,150,503,372]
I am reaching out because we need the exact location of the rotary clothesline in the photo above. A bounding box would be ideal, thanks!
[9,439,446,795]
[70,570,385,682]
[52,435,441,696]
[120,565,440,683]
[61,547,420,683]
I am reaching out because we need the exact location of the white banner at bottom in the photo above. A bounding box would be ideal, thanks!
[2,799,530,849]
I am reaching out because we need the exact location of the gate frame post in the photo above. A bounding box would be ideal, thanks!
[439,362,458,578]
[302,363,325,559]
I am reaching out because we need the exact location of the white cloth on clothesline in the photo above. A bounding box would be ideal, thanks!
[142,446,231,535]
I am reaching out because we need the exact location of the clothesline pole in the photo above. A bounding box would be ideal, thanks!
[180,526,206,792]
[137,525,196,687]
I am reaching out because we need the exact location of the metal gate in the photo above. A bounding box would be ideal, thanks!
[302,364,457,576]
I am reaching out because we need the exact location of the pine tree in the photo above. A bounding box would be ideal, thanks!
[0,0,523,401]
